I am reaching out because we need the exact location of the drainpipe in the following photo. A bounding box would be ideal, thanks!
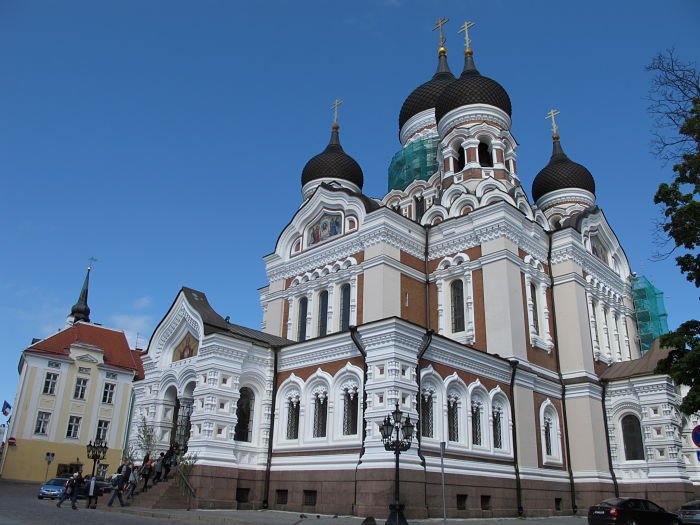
[349,326,368,515]
[600,380,619,497]
[547,231,578,515]
[508,359,524,516]
[262,345,280,508]
[415,329,433,512]
[423,225,432,330]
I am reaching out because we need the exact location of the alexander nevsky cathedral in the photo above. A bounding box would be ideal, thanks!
[130,21,700,519]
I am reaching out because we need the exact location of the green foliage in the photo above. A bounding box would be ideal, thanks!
[653,99,700,287]
[135,415,156,457]
[655,320,700,414]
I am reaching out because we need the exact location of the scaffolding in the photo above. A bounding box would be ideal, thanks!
[631,275,670,354]
[388,136,440,192]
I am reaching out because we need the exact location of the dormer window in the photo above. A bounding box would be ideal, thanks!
[478,142,493,167]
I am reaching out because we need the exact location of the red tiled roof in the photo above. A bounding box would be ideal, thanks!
[131,350,145,380]
[27,322,141,375]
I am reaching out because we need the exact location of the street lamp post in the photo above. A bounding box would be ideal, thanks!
[379,403,414,525]
[86,439,108,478]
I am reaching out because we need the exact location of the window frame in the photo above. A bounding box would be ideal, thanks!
[43,372,59,395]
[95,419,110,442]
[73,377,88,400]
[66,415,82,439]
[35,411,51,435]
[102,382,115,404]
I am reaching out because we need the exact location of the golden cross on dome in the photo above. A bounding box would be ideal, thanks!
[458,21,476,50]
[545,108,561,136]
[432,17,449,48]
[87,256,98,271]
[331,99,343,124]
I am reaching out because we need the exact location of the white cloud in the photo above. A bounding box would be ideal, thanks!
[108,314,153,349]
[132,295,152,309]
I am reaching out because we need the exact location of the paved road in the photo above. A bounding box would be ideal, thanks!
[0,480,588,525]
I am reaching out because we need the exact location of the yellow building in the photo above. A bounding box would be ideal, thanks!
[0,269,143,482]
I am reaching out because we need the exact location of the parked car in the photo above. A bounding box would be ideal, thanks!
[37,477,69,499]
[588,497,679,525]
[679,499,700,524]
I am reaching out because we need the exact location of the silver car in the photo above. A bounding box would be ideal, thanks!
[37,477,68,499]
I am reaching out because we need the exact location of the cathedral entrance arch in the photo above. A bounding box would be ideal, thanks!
[163,381,196,452]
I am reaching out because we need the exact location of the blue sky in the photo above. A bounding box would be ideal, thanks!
[1,1,699,423]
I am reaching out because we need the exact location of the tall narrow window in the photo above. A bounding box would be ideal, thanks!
[286,398,299,440]
[340,283,351,331]
[317,291,328,337]
[451,280,465,333]
[66,416,81,439]
[102,383,115,404]
[456,147,466,172]
[343,389,358,435]
[313,393,327,438]
[492,407,503,449]
[74,378,88,400]
[95,419,110,441]
[43,372,58,395]
[530,282,540,335]
[471,401,482,445]
[621,414,644,461]
[544,417,553,456]
[448,399,459,442]
[297,297,308,341]
[421,393,434,438]
[35,411,51,435]
[234,387,255,442]
[478,142,493,167]
[414,195,425,222]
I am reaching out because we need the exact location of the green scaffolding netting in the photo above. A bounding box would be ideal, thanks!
[631,275,669,354]
[388,136,440,192]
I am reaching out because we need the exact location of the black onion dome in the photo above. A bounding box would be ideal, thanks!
[301,124,364,189]
[435,52,512,123]
[399,49,456,130]
[532,137,596,202]
[70,267,91,323]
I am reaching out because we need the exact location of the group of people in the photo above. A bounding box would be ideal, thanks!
[54,445,179,510]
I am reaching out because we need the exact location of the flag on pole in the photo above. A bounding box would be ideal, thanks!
[2,401,10,417]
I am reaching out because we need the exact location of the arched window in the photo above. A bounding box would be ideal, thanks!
[451,280,465,333]
[340,283,351,331]
[317,291,328,337]
[414,195,425,222]
[540,401,562,464]
[234,387,254,442]
[297,297,308,341]
[448,398,459,442]
[530,282,540,335]
[312,391,328,438]
[478,142,493,167]
[286,397,300,440]
[492,405,503,450]
[471,400,483,445]
[456,147,466,172]
[421,392,434,438]
[621,414,644,461]
[342,388,358,435]
[544,416,553,456]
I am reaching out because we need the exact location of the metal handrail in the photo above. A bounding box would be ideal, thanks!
[175,465,196,511]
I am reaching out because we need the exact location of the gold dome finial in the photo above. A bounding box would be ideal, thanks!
[458,21,475,56]
[433,17,449,53]
[545,108,561,138]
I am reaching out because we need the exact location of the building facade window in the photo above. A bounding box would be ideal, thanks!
[544,417,553,456]
[524,257,553,350]
[340,283,351,331]
[74,378,88,400]
[95,419,109,441]
[478,141,493,167]
[451,280,465,333]
[102,382,115,404]
[66,416,81,439]
[421,392,434,438]
[471,401,482,446]
[297,297,308,341]
[234,387,255,442]
[35,411,51,435]
[492,406,503,449]
[317,290,328,337]
[286,397,300,440]
[43,372,58,395]
[540,401,562,464]
[312,392,328,438]
[530,282,540,335]
[621,414,645,461]
[342,389,358,435]
[448,399,459,442]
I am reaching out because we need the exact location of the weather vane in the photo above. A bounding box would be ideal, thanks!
[331,99,342,125]
[87,256,98,271]
[458,21,476,51]
[432,18,448,48]
[545,108,561,136]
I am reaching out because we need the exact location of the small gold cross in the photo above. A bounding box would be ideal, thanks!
[331,99,343,124]
[432,17,449,48]
[545,108,561,135]
[458,21,476,50]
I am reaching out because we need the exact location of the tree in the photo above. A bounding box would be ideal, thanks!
[649,50,700,414]
[135,415,157,457]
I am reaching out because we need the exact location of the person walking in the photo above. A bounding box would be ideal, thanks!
[56,471,83,510]
[162,447,174,481]
[126,463,138,499]
[107,472,126,507]
[152,453,164,485]
[85,474,99,509]
[140,459,153,492]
